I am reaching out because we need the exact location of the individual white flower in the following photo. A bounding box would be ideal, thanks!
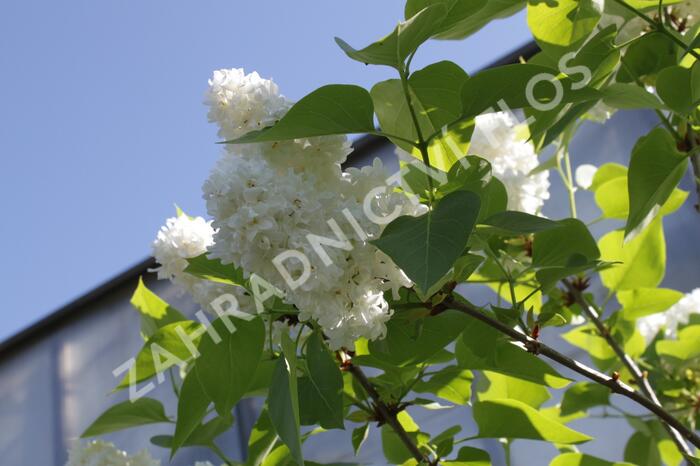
[65,440,160,466]
[468,112,550,214]
[575,164,598,190]
[151,213,252,316]
[637,288,700,343]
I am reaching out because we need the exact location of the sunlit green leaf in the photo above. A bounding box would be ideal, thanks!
[473,399,591,443]
[335,5,447,69]
[130,277,187,339]
[227,85,375,143]
[528,0,602,55]
[599,218,666,291]
[82,398,169,437]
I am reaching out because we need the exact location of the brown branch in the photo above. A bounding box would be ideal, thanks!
[443,297,700,451]
[563,281,697,459]
[346,363,429,464]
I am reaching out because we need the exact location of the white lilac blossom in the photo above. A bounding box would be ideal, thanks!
[65,440,160,466]
[575,164,598,190]
[151,213,252,315]
[203,68,420,349]
[637,288,700,344]
[469,112,550,214]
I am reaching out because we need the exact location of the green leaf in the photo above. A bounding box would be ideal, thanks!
[406,0,526,41]
[195,316,266,415]
[438,157,508,222]
[414,365,473,405]
[599,218,666,291]
[476,370,551,408]
[335,5,447,69]
[594,173,687,220]
[560,382,610,416]
[532,219,600,267]
[456,315,571,388]
[81,398,169,437]
[301,331,344,429]
[460,64,600,120]
[625,128,689,236]
[185,254,246,286]
[619,288,683,320]
[369,310,469,366]
[351,424,370,456]
[624,431,662,465]
[590,162,627,191]
[527,0,602,55]
[268,334,303,466]
[443,446,492,465]
[381,411,423,464]
[172,369,211,458]
[526,25,620,148]
[602,83,667,110]
[473,399,591,443]
[153,414,234,449]
[227,85,375,143]
[656,325,700,360]
[116,320,200,389]
[550,452,635,466]
[624,420,686,466]
[656,61,700,115]
[372,190,481,292]
[372,61,472,171]
[617,32,678,82]
[130,277,187,339]
[247,408,278,466]
[481,211,559,234]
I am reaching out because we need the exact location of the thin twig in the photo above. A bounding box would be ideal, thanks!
[347,363,429,464]
[443,297,700,450]
[562,281,696,459]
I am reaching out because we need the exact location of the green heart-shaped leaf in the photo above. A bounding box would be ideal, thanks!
[372,190,481,292]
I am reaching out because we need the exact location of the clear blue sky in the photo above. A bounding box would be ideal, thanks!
[0,1,530,342]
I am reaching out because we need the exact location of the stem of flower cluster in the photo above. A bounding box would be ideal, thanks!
[443,296,700,451]
[347,363,429,464]
[562,281,697,459]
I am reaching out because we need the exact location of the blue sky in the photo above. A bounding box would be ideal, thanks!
[0,1,531,342]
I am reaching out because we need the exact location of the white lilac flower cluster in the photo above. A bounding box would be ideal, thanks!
[65,440,160,466]
[201,69,421,349]
[151,213,252,315]
[468,112,550,215]
[65,440,219,466]
[637,288,700,344]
